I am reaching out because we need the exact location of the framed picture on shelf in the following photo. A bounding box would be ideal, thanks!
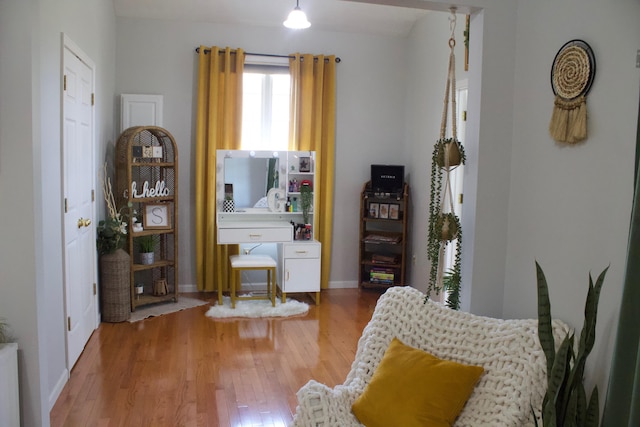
[379,203,389,219]
[143,203,171,229]
[299,157,311,172]
[389,204,399,220]
[369,202,379,218]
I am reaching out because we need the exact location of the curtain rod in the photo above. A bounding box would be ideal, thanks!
[194,47,341,63]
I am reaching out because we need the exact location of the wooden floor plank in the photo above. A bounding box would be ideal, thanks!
[50,288,382,426]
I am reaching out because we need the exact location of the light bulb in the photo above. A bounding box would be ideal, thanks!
[283,6,310,29]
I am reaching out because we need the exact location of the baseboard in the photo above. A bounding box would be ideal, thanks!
[179,284,198,293]
[180,281,358,292]
[49,368,69,411]
[327,280,359,289]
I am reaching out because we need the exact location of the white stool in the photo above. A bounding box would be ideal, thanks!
[227,254,277,309]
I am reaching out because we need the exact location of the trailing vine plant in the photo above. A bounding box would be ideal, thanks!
[426,9,466,310]
[427,139,465,309]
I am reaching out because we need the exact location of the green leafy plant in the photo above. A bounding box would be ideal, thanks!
[97,163,130,255]
[137,235,155,253]
[0,317,13,343]
[427,138,465,301]
[534,261,608,427]
[300,183,313,225]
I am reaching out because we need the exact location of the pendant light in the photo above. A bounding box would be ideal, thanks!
[283,0,311,29]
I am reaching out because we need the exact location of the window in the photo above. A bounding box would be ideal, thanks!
[241,65,291,151]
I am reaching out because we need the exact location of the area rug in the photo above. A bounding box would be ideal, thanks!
[205,296,309,319]
[128,296,208,322]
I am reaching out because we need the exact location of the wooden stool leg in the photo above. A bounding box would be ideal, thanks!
[269,267,276,307]
[231,268,237,309]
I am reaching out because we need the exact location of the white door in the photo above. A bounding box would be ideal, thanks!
[62,36,97,368]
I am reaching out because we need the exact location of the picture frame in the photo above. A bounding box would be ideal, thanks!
[379,203,389,219]
[299,157,311,173]
[143,203,171,229]
[389,203,399,220]
[369,202,379,218]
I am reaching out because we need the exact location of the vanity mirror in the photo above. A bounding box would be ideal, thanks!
[216,150,287,212]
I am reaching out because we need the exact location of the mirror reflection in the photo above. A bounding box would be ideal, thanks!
[224,156,279,208]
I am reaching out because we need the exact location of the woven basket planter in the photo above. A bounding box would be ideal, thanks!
[100,248,131,322]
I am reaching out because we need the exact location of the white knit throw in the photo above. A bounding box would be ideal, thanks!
[292,286,569,426]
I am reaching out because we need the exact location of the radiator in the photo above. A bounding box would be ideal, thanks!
[0,343,19,427]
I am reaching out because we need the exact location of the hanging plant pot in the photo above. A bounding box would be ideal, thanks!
[435,212,460,242]
[435,138,465,169]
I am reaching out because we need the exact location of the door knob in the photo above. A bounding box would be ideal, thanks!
[77,218,91,228]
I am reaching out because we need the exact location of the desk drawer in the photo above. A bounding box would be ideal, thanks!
[284,242,321,259]
[218,227,292,244]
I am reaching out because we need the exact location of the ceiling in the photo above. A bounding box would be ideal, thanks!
[113,0,437,37]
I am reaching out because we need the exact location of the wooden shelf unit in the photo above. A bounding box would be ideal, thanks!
[115,126,179,311]
[358,181,409,288]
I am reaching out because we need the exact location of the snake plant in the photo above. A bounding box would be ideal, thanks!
[534,261,608,427]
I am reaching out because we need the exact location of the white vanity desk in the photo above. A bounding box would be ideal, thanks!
[217,212,321,305]
[216,150,321,304]
[217,214,294,244]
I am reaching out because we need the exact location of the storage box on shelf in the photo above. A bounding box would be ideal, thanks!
[358,181,409,288]
[115,126,179,311]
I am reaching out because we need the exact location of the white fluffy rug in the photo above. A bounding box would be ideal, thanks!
[205,296,309,319]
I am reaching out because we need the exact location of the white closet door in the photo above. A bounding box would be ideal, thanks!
[120,94,163,131]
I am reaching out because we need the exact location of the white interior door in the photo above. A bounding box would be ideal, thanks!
[62,36,97,368]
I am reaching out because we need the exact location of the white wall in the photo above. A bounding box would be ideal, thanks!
[504,0,640,404]
[0,2,48,425]
[0,0,117,425]
[114,18,409,289]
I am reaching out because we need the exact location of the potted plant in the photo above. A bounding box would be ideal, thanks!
[137,234,155,265]
[0,317,13,344]
[426,138,466,302]
[98,163,131,322]
[534,262,608,427]
[300,181,313,226]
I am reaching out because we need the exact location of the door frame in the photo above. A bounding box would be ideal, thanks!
[60,33,99,368]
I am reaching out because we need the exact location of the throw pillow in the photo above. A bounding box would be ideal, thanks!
[351,337,484,427]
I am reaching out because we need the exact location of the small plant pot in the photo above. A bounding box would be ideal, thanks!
[436,140,462,168]
[139,252,154,265]
[436,213,460,241]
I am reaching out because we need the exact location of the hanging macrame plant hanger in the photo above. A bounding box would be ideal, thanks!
[429,8,463,296]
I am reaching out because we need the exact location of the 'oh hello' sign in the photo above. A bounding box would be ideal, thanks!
[131,180,170,198]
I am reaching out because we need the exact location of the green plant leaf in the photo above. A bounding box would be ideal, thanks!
[545,334,570,424]
[584,387,599,427]
[536,261,555,382]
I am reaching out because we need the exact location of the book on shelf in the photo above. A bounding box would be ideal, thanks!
[370,267,395,283]
[363,234,401,244]
[371,254,398,264]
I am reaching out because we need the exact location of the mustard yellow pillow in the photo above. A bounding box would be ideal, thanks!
[351,338,484,427]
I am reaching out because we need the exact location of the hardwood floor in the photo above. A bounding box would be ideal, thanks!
[50,288,384,427]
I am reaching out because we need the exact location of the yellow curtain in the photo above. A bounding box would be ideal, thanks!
[195,46,244,292]
[288,53,337,289]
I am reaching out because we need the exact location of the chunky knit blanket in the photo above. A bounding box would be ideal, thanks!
[292,286,569,426]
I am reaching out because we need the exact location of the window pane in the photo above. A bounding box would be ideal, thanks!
[241,71,290,151]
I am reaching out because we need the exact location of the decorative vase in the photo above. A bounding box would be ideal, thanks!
[99,248,131,322]
[153,278,168,296]
[223,199,235,212]
[139,252,154,265]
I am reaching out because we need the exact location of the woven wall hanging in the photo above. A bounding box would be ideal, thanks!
[549,39,596,144]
